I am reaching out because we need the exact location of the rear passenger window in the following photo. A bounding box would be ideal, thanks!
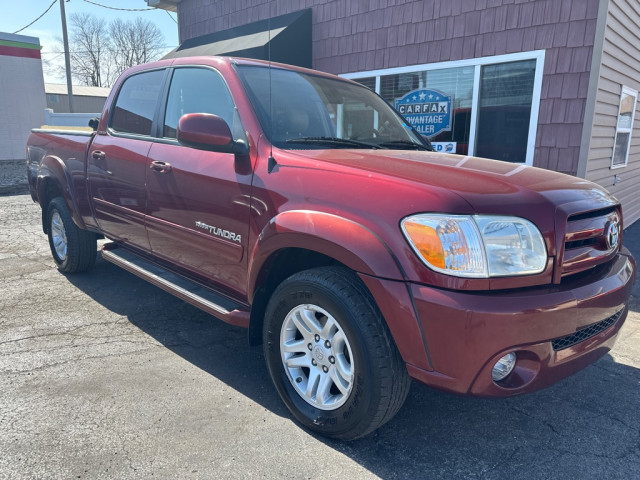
[163,68,236,138]
[110,69,165,136]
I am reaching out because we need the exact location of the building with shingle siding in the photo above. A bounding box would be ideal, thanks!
[148,0,640,225]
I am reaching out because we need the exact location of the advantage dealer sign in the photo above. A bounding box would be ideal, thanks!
[395,88,453,137]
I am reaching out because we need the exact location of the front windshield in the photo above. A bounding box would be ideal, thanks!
[236,64,428,150]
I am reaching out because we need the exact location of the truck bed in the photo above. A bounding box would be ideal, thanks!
[26,128,96,231]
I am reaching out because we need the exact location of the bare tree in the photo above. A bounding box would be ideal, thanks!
[62,14,166,88]
[110,18,165,74]
[66,12,113,87]
[41,53,58,82]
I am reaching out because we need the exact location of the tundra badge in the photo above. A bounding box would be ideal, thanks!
[195,221,242,243]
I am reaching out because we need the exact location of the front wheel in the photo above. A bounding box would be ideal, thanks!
[263,267,410,440]
[47,197,97,273]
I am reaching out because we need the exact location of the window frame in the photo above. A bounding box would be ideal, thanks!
[107,67,170,140]
[106,64,241,146]
[611,85,638,169]
[159,65,238,141]
[341,50,545,165]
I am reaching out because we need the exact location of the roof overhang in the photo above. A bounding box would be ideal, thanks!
[162,8,311,68]
[145,0,180,12]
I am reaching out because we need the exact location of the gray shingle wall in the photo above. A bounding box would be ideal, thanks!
[178,0,600,174]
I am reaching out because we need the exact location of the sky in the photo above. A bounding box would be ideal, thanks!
[0,0,180,84]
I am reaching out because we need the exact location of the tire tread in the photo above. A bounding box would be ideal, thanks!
[47,197,97,273]
[269,266,410,440]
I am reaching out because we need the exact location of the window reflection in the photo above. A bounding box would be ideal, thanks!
[476,60,535,163]
[353,57,539,162]
[379,67,474,154]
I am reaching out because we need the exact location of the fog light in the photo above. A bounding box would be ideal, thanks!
[492,352,517,382]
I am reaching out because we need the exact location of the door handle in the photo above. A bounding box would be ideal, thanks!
[91,150,106,161]
[150,161,172,173]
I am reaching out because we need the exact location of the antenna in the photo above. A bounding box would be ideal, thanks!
[267,2,277,173]
[267,1,277,173]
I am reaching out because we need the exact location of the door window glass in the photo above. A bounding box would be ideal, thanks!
[163,68,236,138]
[475,60,535,163]
[110,69,165,136]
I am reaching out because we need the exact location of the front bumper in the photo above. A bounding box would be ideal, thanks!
[388,249,635,396]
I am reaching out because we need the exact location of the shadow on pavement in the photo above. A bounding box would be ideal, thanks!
[63,256,288,417]
[624,222,640,310]
[63,255,640,479]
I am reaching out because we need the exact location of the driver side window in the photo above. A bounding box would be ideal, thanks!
[163,67,236,139]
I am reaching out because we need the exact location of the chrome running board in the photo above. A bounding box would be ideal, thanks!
[102,244,249,328]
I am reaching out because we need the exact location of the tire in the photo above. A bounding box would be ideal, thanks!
[263,266,411,440]
[47,197,97,273]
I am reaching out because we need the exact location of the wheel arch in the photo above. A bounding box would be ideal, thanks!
[37,156,86,233]
[247,210,407,345]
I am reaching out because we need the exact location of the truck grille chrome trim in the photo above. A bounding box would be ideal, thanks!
[551,309,624,351]
[562,207,620,276]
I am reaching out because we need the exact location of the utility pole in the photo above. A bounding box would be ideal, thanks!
[59,0,75,113]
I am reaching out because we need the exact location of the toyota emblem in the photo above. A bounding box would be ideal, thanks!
[606,221,619,250]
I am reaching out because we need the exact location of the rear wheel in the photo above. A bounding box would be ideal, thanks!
[263,266,410,440]
[47,197,97,273]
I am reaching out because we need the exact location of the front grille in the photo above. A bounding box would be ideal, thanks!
[567,206,616,221]
[564,237,597,250]
[552,309,624,351]
[562,207,620,276]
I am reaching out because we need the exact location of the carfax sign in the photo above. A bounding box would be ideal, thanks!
[395,88,453,137]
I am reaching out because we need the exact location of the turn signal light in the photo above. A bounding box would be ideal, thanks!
[402,221,445,268]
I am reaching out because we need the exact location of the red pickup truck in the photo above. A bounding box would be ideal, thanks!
[27,56,636,440]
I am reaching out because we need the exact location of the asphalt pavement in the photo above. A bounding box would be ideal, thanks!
[0,193,638,479]
[0,160,29,195]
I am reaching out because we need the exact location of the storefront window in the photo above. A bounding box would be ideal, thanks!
[355,77,376,91]
[345,51,544,164]
[380,72,420,104]
[476,60,535,163]
[378,67,474,155]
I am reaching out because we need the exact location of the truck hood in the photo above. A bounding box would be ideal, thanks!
[286,149,619,215]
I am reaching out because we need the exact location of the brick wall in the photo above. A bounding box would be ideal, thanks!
[178,0,600,175]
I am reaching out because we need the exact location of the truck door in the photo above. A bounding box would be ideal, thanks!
[88,68,166,249]
[145,66,253,299]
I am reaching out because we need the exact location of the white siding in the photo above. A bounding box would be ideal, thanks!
[586,0,640,226]
[0,55,46,161]
[46,94,107,115]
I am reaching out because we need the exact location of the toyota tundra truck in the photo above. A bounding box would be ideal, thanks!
[26,56,636,440]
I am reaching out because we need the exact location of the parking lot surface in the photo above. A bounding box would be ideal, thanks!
[1,193,639,479]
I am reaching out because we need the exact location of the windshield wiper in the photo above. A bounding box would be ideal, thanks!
[285,137,381,149]
[377,140,431,151]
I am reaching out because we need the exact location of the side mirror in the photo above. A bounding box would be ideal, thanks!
[177,113,248,155]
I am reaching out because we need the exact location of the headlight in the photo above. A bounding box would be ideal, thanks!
[401,214,547,278]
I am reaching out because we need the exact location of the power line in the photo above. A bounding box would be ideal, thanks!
[41,46,178,54]
[12,0,174,36]
[165,10,178,24]
[82,0,156,11]
[13,0,58,34]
